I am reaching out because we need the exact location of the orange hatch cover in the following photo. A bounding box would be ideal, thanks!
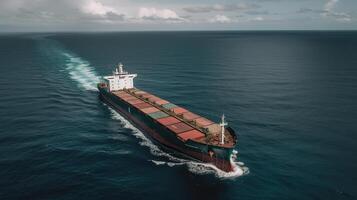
[178,130,205,141]
[157,116,181,126]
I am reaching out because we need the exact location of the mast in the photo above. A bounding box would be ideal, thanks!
[118,63,124,74]
[219,114,227,145]
[114,63,125,75]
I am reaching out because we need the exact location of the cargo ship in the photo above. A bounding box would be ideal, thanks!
[98,64,238,172]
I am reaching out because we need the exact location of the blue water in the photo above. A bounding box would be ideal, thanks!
[0,31,357,199]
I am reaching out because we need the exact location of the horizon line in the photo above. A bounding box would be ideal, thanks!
[1,29,357,35]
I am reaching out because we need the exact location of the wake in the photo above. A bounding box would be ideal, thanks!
[62,51,249,178]
[63,53,100,91]
[110,107,249,179]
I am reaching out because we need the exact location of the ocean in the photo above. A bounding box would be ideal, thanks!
[0,31,356,200]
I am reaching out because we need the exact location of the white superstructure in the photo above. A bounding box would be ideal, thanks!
[104,63,137,91]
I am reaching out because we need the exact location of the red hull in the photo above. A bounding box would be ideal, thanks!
[100,93,235,172]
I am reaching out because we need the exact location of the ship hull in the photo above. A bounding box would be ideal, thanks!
[98,86,236,172]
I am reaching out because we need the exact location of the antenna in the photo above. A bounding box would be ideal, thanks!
[118,63,124,74]
[219,114,228,145]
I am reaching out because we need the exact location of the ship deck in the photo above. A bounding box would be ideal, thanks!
[110,87,235,148]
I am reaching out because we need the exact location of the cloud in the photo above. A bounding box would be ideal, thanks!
[245,10,270,15]
[297,0,351,22]
[0,0,127,25]
[79,0,127,23]
[0,0,355,31]
[324,0,338,11]
[325,12,351,22]
[251,0,284,1]
[209,15,231,23]
[82,0,115,16]
[322,0,351,21]
[252,16,264,21]
[138,7,185,22]
[297,8,321,14]
[105,12,125,21]
[183,3,259,13]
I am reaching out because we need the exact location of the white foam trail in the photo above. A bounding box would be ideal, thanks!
[151,160,185,167]
[63,53,100,91]
[108,106,249,178]
[109,107,181,159]
[186,158,249,179]
[151,160,166,165]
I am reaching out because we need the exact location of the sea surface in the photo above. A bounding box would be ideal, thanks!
[0,31,356,200]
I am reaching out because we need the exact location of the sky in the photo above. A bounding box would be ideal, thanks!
[0,0,356,32]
